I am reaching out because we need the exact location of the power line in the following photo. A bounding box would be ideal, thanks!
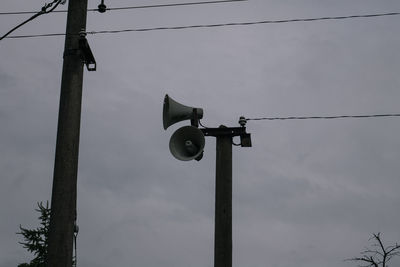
[4,33,66,39]
[4,11,400,39]
[0,0,63,41]
[94,0,247,12]
[0,0,247,15]
[245,113,400,122]
[85,11,400,34]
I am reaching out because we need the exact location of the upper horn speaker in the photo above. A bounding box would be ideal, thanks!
[163,94,203,130]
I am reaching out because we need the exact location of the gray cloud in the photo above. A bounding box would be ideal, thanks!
[1,0,400,266]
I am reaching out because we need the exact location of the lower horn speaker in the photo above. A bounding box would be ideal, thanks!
[169,126,205,161]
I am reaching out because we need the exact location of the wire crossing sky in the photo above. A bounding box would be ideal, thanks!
[3,11,400,39]
[245,113,400,121]
[0,0,63,40]
[0,0,248,15]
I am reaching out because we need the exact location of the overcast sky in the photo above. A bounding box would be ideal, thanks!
[1,0,400,266]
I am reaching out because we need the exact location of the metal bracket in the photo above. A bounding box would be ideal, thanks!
[200,127,252,147]
[190,108,200,128]
[79,36,96,71]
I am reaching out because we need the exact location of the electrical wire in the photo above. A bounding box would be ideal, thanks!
[3,11,400,39]
[0,0,63,41]
[245,113,400,122]
[232,139,242,146]
[95,0,247,12]
[199,120,209,128]
[0,0,247,15]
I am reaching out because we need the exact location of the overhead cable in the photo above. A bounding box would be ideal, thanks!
[93,0,247,12]
[0,0,247,15]
[245,114,400,122]
[86,11,400,34]
[0,0,63,41]
[4,11,400,39]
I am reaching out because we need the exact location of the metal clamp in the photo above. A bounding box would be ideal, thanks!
[200,126,252,147]
[78,33,96,71]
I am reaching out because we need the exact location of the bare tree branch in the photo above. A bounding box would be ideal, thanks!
[346,233,400,267]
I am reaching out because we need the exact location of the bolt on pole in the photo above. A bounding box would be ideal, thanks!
[47,0,88,265]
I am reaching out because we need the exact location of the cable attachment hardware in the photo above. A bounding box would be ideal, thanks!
[73,221,79,267]
[78,31,96,71]
[238,116,247,127]
[98,0,107,13]
[74,222,79,235]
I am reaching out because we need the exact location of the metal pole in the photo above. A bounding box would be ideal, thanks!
[214,126,232,267]
[47,0,88,265]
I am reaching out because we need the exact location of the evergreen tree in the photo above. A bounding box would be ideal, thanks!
[17,202,50,267]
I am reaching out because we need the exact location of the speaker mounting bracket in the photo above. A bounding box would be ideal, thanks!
[200,126,252,147]
[190,108,200,128]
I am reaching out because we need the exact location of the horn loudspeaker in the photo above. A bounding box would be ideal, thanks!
[169,126,205,161]
[163,94,203,130]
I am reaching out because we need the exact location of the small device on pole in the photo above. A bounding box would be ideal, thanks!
[162,94,251,267]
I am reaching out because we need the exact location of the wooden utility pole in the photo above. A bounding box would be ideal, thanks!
[214,132,233,267]
[200,125,251,267]
[47,0,88,265]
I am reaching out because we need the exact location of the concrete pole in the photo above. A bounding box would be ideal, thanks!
[214,126,233,267]
[47,0,88,265]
